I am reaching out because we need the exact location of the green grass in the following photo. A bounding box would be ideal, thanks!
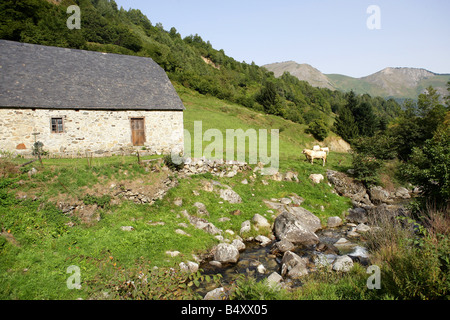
[0,86,353,300]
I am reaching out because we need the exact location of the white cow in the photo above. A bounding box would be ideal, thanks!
[302,149,327,166]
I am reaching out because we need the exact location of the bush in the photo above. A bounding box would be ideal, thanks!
[306,119,329,141]
[367,206,450,300]
[351,152,383,187]
[352,133,398,160]
[163,154,185,171]
[381,234,449,299]
[399,126,450,210]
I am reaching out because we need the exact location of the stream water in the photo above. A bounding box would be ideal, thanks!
[196,224,370,295]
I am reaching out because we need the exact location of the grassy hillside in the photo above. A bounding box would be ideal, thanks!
[0,86,353,300]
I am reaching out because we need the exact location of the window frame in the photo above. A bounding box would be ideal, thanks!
[51,117,64,134]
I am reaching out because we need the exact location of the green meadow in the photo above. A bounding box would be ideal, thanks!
[0,87,353,300]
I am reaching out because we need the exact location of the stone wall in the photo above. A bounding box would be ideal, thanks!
[0,108,184,157]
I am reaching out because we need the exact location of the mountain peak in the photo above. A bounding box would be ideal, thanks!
[263,61,335,90]
[264,61,449,99]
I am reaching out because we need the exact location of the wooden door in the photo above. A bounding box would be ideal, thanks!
[130,118,145,146]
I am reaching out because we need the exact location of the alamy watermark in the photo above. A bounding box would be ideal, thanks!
[67,265,81,290]
[367,265,381,290]
[171,121,280,175]
[67,5,81,30]
[367,5,381,30]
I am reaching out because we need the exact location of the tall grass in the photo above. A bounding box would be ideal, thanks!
[366,204,450,300]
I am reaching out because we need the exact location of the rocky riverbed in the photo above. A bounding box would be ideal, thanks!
[186,167,415,300]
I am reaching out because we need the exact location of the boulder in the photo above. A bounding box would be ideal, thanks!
[314,253,337,269]
[284,171,299,182]
[255,235,272,246]
[120,226,134,232]
[252,214,271,229]
[179,261,199,274]
[285,206,322,233]
[273,210,320,246]
[281,251,309,279]
[394,187,411,199]
[347,207,368,224]
[369,186,391,204]
[265,272,283,288]
[173,198,183,207]
[270,239,295,255]
[240,220,251,235]
[193,202,209,216]
[365,203,405,220]
[355,223,371,233]
[309,174,324,184]
[203,287,227,300]
[231,239,246,251]
[214,243,240,264]
[219,187,242,204]
[188,216,221,235]
[326,170,371,205]
[332,255,354,272]
[327,216,343,228]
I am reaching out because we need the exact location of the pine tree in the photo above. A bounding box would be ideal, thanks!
[333,105,359,142]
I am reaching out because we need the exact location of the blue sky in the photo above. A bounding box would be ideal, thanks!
[114,0,450,78]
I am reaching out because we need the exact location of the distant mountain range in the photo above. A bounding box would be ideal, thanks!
[263,61,450,100]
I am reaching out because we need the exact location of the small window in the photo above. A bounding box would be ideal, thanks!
[51,118,64,133]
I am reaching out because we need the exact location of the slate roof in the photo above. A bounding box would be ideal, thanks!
[0,40,185,111]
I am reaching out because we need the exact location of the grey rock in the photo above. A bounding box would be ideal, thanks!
[165,251,180,257]
[270,239,295,254]
[231,239,246,251]
[173,198,183,207]
[327,216,343,228]
[121,226,134,232]
[265,272,283,288]
[395,187,411,199]
[355,223,371,233]
[309,174,324,184]
[240,220,251,235]
[255,235,272,246]
[326,170,372,205]
[273,210,320,246]
[281,251,309,279]
[369,186,391,204]
[332,255,354,272]
[252,214,271,229]
[347,207,368,224]
[219,187,242,204]
[214,243,240,264]
[285,206,322,233]
[175,229,191,236]
[179,261,199,273]
[193,202,209,216]
[203,287,227,300]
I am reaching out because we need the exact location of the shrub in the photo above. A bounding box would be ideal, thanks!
[163,154,185,171]
[367,206,450,300]
[83,194,111,209]
[399,126,450,210]
[306,119,329,141]
[351,152,383,187]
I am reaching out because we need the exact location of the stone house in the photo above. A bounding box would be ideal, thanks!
[0,40,185,158]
